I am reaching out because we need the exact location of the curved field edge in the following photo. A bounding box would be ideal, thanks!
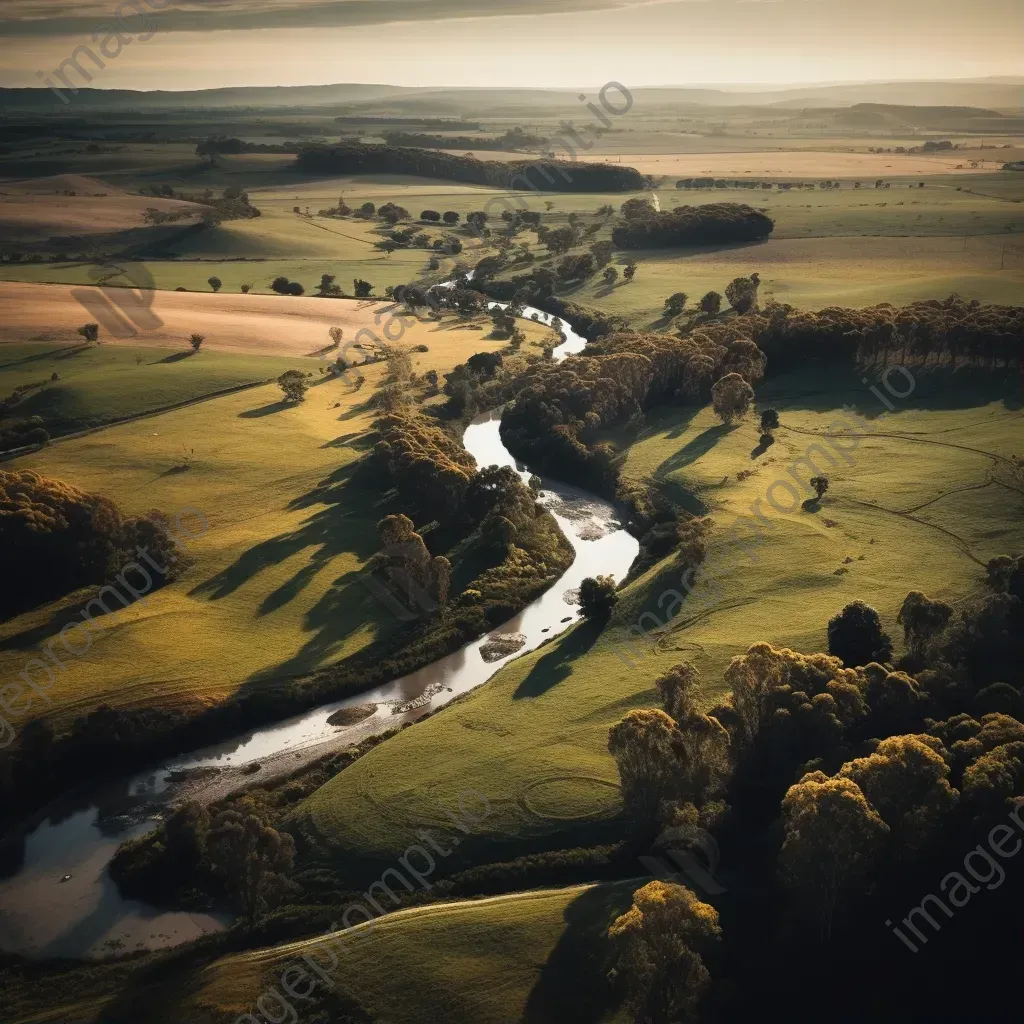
[143,883,633,1024]
[293,368,1024,866]
[0,308,558,735]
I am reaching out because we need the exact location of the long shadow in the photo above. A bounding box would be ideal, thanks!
[654,422,733,480]
[321,430,374,450]
[0,343,88,370]
[338,398,374,421]
[762,364,1021,415]
[154,351,192,365]
[189,465,377,605]
[249,566,380,679]
[520,883,633,1024]
[189,452,405,679]
[238,400,291,418]
[513,621,602,700]
[0,584,161,652]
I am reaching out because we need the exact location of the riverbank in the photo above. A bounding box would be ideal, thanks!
[0,298,640,961]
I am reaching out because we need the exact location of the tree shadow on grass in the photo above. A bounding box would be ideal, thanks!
[337,398,374,421]
[513,620,602,700]
[189,465,380,605]
[238,400,292,418]
[654,422,733,480]
[321,430,375,450]
[153,351,192,365]
[0,344,87,370]
[761,364,1021,415]
[521,882,633,1024]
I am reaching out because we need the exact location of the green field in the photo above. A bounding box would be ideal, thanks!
[0,306,545,729]
[3,166,1021,321]
[0,341,312,436]
[166,883,635,1024]
[295,367,1024,865]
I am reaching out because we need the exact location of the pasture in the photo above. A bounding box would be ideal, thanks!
[156,883,635,1024]
[0,298,542,732]
[296,367,1024,865]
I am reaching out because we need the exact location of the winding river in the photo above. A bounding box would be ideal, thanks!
[0,300,639,960]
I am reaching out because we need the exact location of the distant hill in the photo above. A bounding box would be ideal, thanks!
[1,78,1022,114]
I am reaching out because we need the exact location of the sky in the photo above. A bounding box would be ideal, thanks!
[2,0,1021,91]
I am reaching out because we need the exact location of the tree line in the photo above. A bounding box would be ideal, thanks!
[296,143,646,192]
[383,127,548,151]
[740,295,1023,372]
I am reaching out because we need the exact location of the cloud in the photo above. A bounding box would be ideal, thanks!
[0,0,658,36]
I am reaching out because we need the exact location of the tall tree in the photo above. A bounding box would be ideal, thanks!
[779,772,889,939]
[710,373,754,425]
[827,600,893,667]
[206,810,296,925]
[609,880,721,1024]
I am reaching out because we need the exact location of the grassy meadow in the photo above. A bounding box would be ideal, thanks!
[0,303,551,731]
[3,168,1022,320]
[1,87,1023,1024]
[296,366,1024,864]
[154,883,635,1024]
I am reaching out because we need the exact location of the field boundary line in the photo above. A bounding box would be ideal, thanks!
[0,378,274,462]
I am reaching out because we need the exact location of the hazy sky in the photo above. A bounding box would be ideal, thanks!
[4,0,1021,91]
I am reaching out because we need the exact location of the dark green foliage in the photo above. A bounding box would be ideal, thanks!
[270,276,304,295]
[828,601,894,667]
[741,295,1024,372]
[0,469,185,621]
[611,203,774,249]
[207,809,296,923]
[297,144,645,192]
[699,291,722,315]
[725,273,761,313]
[663,292,688,316]
[579,575,618,622]
[277,370,308,403]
